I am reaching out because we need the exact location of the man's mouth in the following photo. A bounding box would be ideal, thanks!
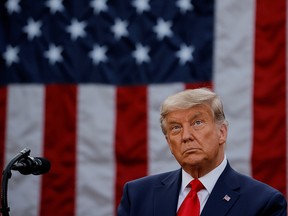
[183,148,200,155]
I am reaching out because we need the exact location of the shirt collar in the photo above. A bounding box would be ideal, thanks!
[180,156,227,194]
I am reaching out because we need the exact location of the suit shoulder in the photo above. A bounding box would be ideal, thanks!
[125,169,180,187]
[230,167,284,196]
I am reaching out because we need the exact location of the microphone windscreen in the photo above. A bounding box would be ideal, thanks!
[33,157,51,175]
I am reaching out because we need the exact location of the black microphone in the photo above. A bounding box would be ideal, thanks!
[11,156,51,175]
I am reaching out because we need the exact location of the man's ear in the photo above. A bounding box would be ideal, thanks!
[219,123,228,145]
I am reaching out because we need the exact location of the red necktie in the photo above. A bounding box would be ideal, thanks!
[177,179,204,216]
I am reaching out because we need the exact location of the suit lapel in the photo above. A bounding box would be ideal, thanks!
[153,169,182,216]
[201,163,240,216]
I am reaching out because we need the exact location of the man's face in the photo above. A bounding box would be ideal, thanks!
[165,105,227,175]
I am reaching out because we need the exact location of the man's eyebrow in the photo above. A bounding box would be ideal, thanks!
[167,112,204,124]
[188,112,204,121]
[166,120,180,125]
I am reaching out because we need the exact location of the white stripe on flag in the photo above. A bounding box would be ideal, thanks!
[214,0,255,175]
[5,85,45,216]
[77,84,116,216]
[148,83,183,175]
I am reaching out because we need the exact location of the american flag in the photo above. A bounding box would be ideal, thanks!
[0,0,287,215]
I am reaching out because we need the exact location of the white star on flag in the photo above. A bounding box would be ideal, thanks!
[5,0,21,14]
[176,0,193,13]
[23,18,42,40]
[176,44,194,65]
[66,19,87,40]
[111,19,129,39]
[44,44,63,65]
[90,0,108,14]
[132,44,150,64]
[89,44,108,64]
[132,0,150,14]
[46,0,64,14]
[153,18,173,40]
[2,45,20,66]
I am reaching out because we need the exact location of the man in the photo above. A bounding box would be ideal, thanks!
[117,88,287,216]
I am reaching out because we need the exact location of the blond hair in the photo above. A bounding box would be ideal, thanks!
[160,88,228,134]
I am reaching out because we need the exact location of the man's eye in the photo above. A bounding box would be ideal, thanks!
[169,125,181,133]
[193,120,203,126]
[171,125,180,130]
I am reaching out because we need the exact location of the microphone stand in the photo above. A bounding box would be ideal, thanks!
[1,148,31,216]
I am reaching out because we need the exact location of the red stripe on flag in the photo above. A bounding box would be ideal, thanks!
[185,82,213,90]
[115,86,148,212]
[0,87,7,179]
[253,0,287,195]
[41,84,77,215]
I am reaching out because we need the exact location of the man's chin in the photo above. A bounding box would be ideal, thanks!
[182,156,203,167]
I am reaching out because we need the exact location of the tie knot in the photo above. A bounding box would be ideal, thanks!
[190,179,204,192]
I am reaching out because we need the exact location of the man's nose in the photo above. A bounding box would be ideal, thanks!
[181,124,194,142]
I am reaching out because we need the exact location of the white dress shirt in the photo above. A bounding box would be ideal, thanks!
[177,156,227,213]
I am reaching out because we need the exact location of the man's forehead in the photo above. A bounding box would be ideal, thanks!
[166,105,212,121]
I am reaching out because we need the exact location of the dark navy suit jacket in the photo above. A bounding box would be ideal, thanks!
[117,163,287,216]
